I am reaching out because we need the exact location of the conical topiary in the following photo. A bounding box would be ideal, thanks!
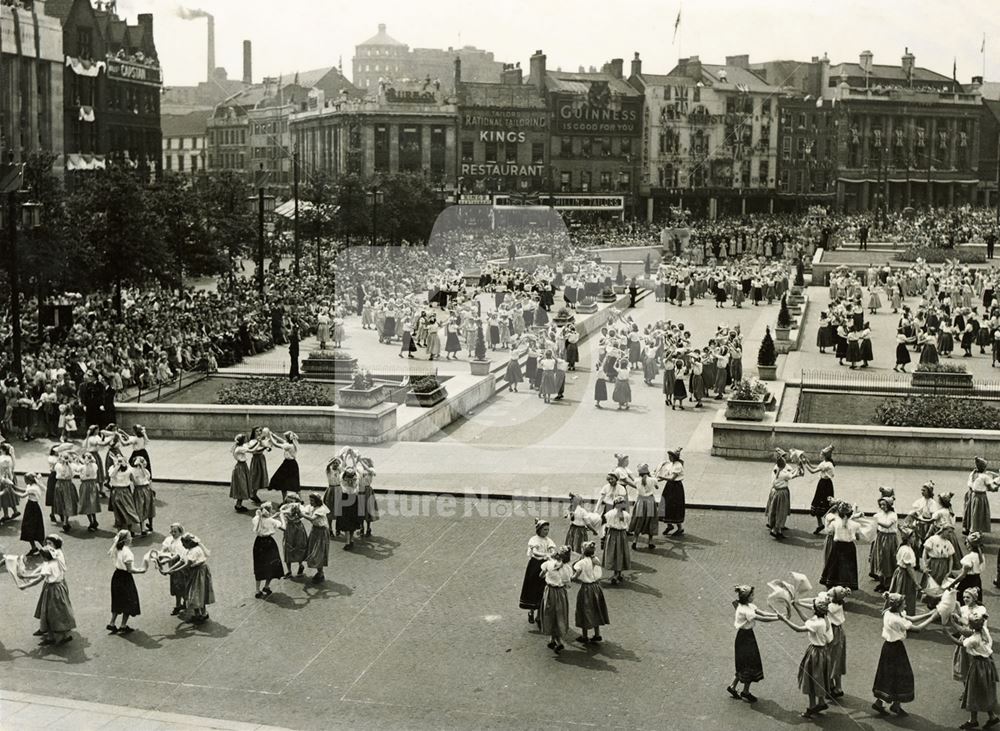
[644,252,652,276]
[777,296,792,329]
[758,327,777,366]
[615,262,624,286]
[474,323,487,361]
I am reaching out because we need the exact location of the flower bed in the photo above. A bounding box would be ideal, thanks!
[875,396,1000,430]
[914,362,967,374]
[895,246,985,264]
[217,378,334,406]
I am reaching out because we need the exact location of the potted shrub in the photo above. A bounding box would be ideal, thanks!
[553,307,575,326]
[406,374,448,407]
[613,262,626,294]
[725,376,770,421]
[911,362,974,390]
[302,349,358,378]
[644,252,652,276]
[336,369,385,409]
[775,296,792,341]
[757,326,778,381]
[793,259,805,291]
[577,295,598,314]
[470,325,491,376]
[598,286,617,303]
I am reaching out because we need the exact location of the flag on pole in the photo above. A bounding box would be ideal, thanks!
[672,9,681,43]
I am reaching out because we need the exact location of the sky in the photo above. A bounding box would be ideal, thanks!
[115,0,1000,89]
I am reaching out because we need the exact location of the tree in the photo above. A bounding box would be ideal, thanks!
[615,262,624,286]
[474,322,487,361]
[66,166,171,316]
[152,173,226,285]
[199,171,255,282]
[758,327,777,366]
[334,173,369,244]
[378,173,438,245]
[777,295,792,328]
[18,152,73,295]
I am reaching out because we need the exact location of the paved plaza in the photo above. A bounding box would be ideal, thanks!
[0,488,982,731]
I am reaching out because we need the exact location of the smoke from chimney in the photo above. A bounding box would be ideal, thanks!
[176,6,211,20]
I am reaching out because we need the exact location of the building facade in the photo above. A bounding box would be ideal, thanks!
[161,109,210,175]
[632,54,778,220]
[774,97,838,205]
[821,50,982,211]
[50,0,161,175]
[0,0,64,171]
[455,62,549,196]
[291,79,457,185]
[352,23,503,92]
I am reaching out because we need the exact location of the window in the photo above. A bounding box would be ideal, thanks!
[165,155,172,170]
[781,137,791,161]
[430,126,446,179]
[485,141,497,163]
[559,171,571,191]
[560,136,572,156]
[399,125,421,172]
[692,86,701,102]
[580,137,591,158]
[620,138,632,157]
[618,171,631,191]
[531,142,545,164]
[663,86,671,100]
[178,155,185,172]
[191,156,199,172]
[599,171,611,190]
[758,160,769,187]
[779,171,789,192]
[580,171,591,192]
[374,125,390,172]
[77,28,93,58]
[461,140,474,162]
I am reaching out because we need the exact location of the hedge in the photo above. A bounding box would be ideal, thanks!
[875,396,1000,430]
[894,246,985,264]
[217,378,333,406]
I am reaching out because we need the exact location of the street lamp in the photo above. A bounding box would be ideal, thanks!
[0,161,41,385]
[367,183,384,247]
[249,164,275,294]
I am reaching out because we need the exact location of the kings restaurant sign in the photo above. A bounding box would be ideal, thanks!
[555,97,642,136]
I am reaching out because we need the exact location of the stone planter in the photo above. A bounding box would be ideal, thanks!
[302,355,358,379]
[775,326,791,341]
[598,291,618,303]
[553,315,575,328]
[336,385,386,410]
[791,286,803,296]
[406,385,448,407]
[725,398,767,422]
[911,371,974,390]
[613,285,627,295]
[469,360,491,376]
[764,394,778,412]
[757,364,777,381]
[577,302,598,314]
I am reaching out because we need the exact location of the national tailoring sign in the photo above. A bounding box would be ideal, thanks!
[460,108,548,131]
[554,94,642,136]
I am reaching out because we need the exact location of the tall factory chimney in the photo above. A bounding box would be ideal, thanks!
[206,14,215,82]
[243,40,252,84]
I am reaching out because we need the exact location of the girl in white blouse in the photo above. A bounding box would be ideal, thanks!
[519,520,556,625]
[160,523,188,615]
[107,529,147,634]
[539,546,574,654]
[869,497,899,593]
[728,586,780,703]
[252,504,285,598]
[871,593,938,716]
[603,497,631,584]
[951,613,1000,728]
[572,542,609,644]
[777,598,834,718]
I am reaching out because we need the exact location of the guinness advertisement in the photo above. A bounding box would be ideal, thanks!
[554,94,642,136]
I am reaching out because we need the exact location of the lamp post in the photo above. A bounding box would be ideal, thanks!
[367,183,383,247]
[0,160,40,384]
[249,164,275,294]
[292,145,300,278]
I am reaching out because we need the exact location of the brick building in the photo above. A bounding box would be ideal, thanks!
[0,0,64,171]
[161,109,210,175]
[49,0,162,176]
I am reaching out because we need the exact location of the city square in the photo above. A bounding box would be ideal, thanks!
[2,1,1000,729]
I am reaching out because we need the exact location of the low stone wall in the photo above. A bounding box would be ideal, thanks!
[712,414,1000,468]
[812,247,991,286]
[115,402,398,444]
[397,374,497,442]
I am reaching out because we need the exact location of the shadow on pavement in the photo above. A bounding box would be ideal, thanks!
[348,535,401,561]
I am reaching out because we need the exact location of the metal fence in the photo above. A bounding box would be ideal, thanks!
[798,368,1000,396]
[119,369,206,403]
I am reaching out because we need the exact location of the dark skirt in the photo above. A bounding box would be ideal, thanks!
[565,342,579,365]
[129,448,152,478]
[335,490,363,533]
[869,532,899,582]
[269,459,301,493]
[133,484,155,523]
[829,623,847,678]
[798,644,830,698]
[249,453,268,494]
[896,343,912,365]
[821,540,859,589]
[45,472,56,507]
[506,359,524,384]
[111,568,141,616]
[518,557,546,610]
[735,628,765,683]
[401,330,417,353]
[565,524,589,554]
[810,478,834,517]
[630,495,659,536]
[253,535,285,580]
[283,518,309,563]
[77,479,101,515]
[603,528,631,571]
[20,500,45,543]
[888,565,920,617]
[659,480,686,524]
[34,580,76,633]
[229,462,252,501]
[524,356,537,382]
[305,523,330,568]
[540,584,569,639]
[111,486,141,531]
[594,377,608,402]
[575,582,610,630]
[186,563,215,611]
[672,378,687,400]
[963,655,1000,713]
[53,478,78,519]
[765,486,790,531]
[873,640,915,704]
[168,560,190,598]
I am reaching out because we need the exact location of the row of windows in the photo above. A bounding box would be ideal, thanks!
[555,170,631,192]
[251,120,288,135]
[163,136,202,150]
[209,152,245,169]
[163,154,201,172]
[361,64,402,74]
[358,47,405,58]
[208,128,246,145]
[460,141,546,165]
[554,136,633,158]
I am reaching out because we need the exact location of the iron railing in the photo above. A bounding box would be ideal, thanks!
[798,368,1000,396]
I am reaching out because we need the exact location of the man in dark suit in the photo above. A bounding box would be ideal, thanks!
[288,325,300,380]
[858,223,869,251]
[986,228,997,260]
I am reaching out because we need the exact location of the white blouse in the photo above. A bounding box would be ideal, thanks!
[604,510,631,531]
[39,560,65,584]
[161,535,187,560]
[657,461,684,482]
[540,559,573,587]
[734,603,757,630]
[253,515,281,537]
[114,546,135,571]
[598,483,628,507]
[573,556,602,584]
[896,544,917,569]
[186,545,208,566]
[881,612,912,642]
[815,460,835,480]
[634,476,657,498]
[875,511,898,533]
[527,535,556,560]
[961,551,983,576]
[805,615,833,646]
[964,632,994,659]
[568,506,588,527]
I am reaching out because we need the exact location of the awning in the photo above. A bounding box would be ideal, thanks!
[66,154,106,171]
[65,57,106,77]
[273,199,339,220]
